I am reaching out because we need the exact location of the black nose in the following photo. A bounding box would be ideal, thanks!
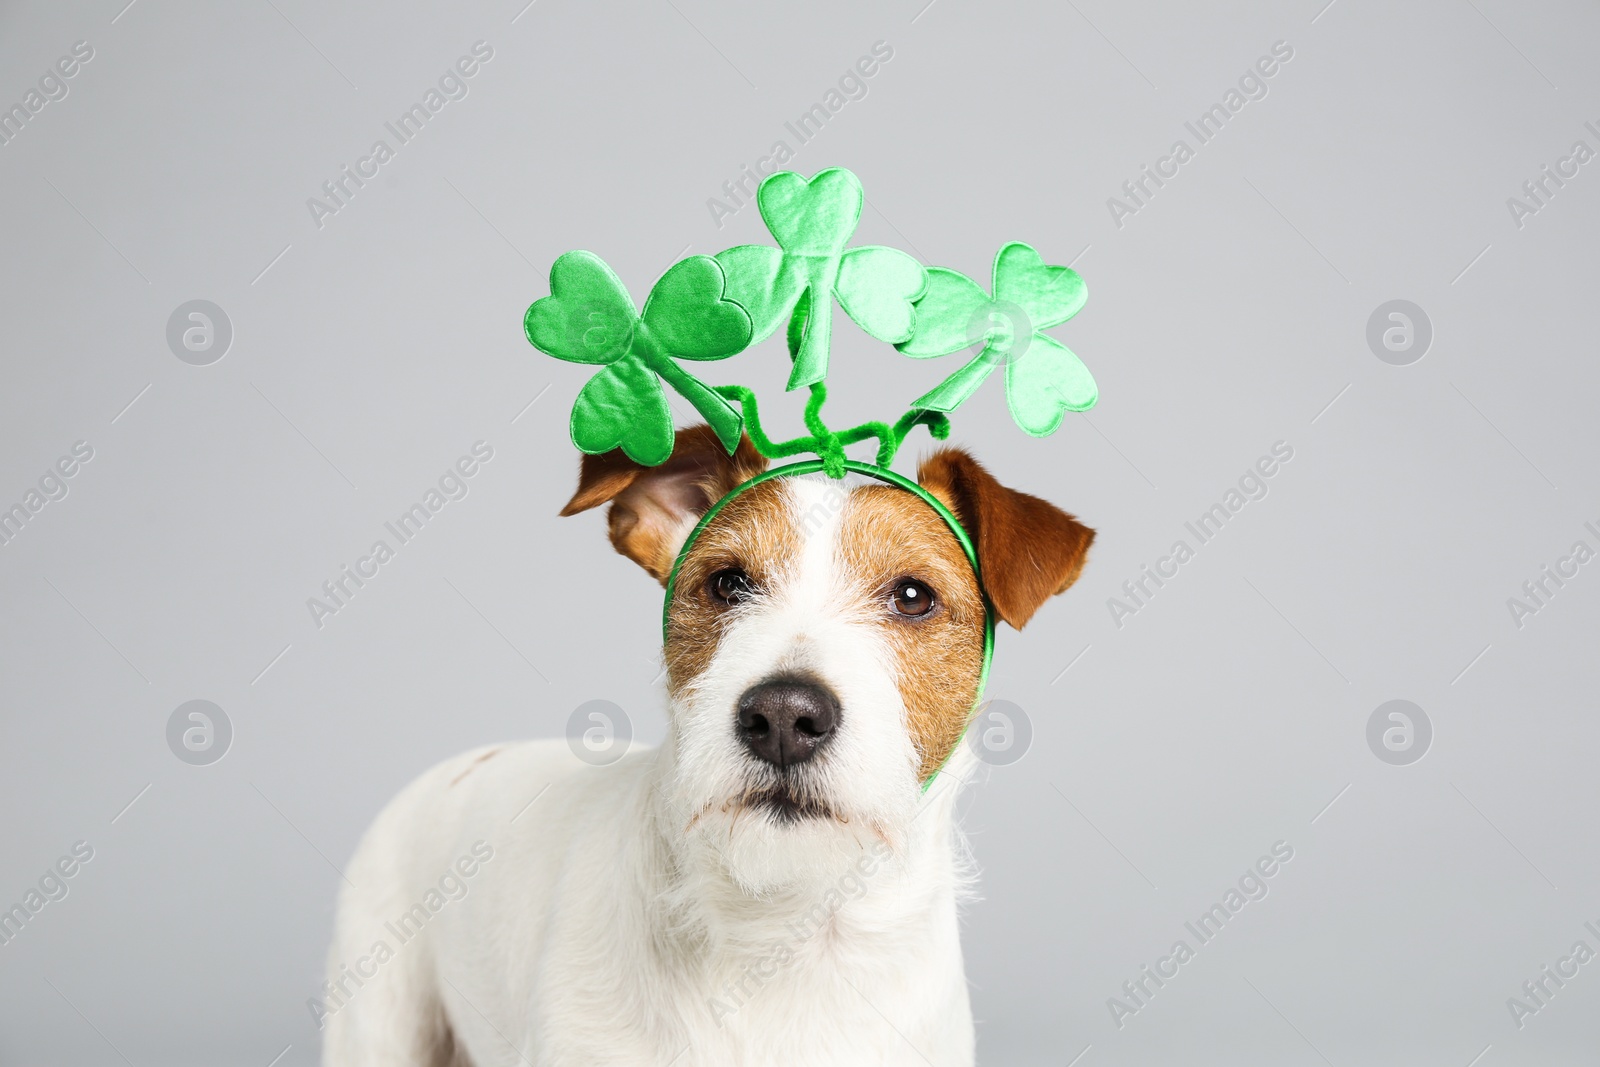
[736,678,840,767]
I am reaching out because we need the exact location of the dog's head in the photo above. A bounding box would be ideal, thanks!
[563,425,1093,889]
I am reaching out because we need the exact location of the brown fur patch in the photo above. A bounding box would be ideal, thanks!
[839,486,986,781]
[663,478,799,696]
[449,747,502,786]
[561,427,768,583]
[918,448,1095,629]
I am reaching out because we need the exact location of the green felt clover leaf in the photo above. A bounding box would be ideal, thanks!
[571,356,673,466]
[716,169,927,391]
[525,251,752,465]
[898,241,1095,437]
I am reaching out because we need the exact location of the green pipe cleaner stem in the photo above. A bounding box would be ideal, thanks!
[712,383,950,477]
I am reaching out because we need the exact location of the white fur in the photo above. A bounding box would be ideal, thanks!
[322,477,979,1066]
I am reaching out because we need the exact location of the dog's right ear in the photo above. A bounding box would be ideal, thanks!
[560,425,768,584]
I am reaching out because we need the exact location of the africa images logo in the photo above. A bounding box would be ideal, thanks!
[1106,40,1295,229]
[306,41,494,229]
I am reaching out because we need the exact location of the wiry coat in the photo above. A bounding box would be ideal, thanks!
[321,428,1093,1066]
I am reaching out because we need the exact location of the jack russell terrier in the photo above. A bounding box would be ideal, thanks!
[322,423,1094,1066]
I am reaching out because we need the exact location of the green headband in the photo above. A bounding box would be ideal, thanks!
[523,167,1097,789]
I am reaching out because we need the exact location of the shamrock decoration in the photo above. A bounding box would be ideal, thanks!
[897,242,1097,437]
[715,168,927,391]
[524,251,751,466]
[524,168,1100,475]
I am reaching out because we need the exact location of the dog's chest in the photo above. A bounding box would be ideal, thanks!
[533,933,970,1066]
[477,881,973,1066]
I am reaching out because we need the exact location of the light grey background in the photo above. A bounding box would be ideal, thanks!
[1,0,1596,1063]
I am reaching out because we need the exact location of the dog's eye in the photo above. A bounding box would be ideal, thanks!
[890,579,935,617]
[709,568,756,606]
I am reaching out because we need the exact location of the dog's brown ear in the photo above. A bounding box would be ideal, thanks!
[917,447,1094,630]
[561,425,767,584]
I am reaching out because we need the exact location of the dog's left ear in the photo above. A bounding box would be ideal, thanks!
[560,425,768,584]
[918,447,1095,630]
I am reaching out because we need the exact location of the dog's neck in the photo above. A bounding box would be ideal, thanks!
[639,745,973,969]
